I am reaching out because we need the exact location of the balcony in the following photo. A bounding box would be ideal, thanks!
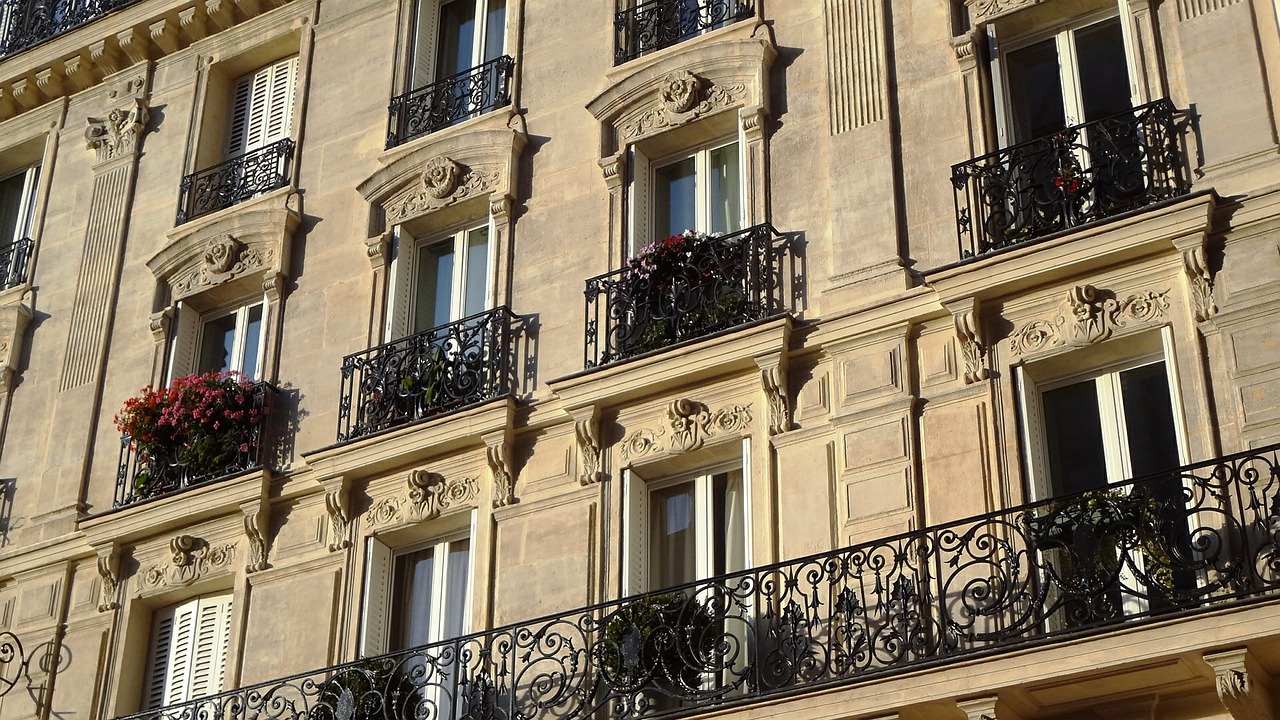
[614,0,753,65]
[336,306,520,444]
[386,55,514,149]
[117,444,1280,720]
[176,139,295,225]
[0,237,31,289]
[114,379,275,508]
[0,0,142,61]
[584,224,793,369]
[949,99,1189,264]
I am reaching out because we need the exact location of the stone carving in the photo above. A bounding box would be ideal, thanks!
[1204,648,1275,720]
[423,156,461,198]
[487,439,515,508]
[137,536,237,593]
[173,235,271,296]
[95,544,119,612]
[574,407,603,486]
[620,399,753,462]
[387,162,500,223]
[969,0,1041,23]
[242,503,268,573]
[1010,285,1171,356]
[323,477,351,552]
[760,365,790,435]
[619,74,748,140]
[1182,246,1218,322]
[366,471,481,529]
[952,302,989,384]
[85,97,148,163]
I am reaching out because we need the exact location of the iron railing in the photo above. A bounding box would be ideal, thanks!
[337,306,519,444]
[584,224,793,369]
[0,0,141,61]
[176,138,295,225]
[386,55,514,149]
[114,381,275,508]
[115,444,1280,720]
[0,238,32,289]
[949,99,1189,263]
[615,0,753,64]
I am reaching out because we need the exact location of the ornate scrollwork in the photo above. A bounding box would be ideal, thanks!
[620,398,752,462]
[85,97,148,163]
[619,74,748,140]
[573,407,604,486]
[1010,285,1170,356]
[367,470,481,530]
[172,235,271,296]
[1182,246,1218,322]
[96,544,120,612]
[137,536,237,593]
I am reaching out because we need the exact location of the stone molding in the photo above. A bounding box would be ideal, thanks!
[1009,284,1171,357]
[136,535,237,595]
[1203,648,1276,720]
[619,398,752,464]
[363,470,479,530]
[966,0,1044,23]
[616,70,748,141]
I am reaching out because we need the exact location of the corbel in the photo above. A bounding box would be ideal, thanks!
[0,303,33,394]
[483,428,515,508]
[149,307,172,346]
[235,0,261,18]
[955,696,1022,720]
[755,351,790,435]
[35,68,63,98]
[1181,244,1217,322]
[571,405,603,486]
[94,541,120,612]
[10,79,40,111]
[946,296,989,384]
[115,28,150,65]
[738,103,767,144]
[240,497,268,573]
[148,19,179,54]
[178,7,208,41]
[599,152,625,192]
[204,0,233,30]
[88,39,122,76]
[489,193,512,224]
[321,475,352,552]
[262,271,286,304]
[62,54,94,92]
[365,231,391,270]
[1204,648,1276,720]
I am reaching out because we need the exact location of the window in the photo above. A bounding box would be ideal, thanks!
[141,593,234,710]
[226,56,298,160]
[632,141,742,252]
[407,0,505,89]
[388,224,491,338]
[624,466,747,594]
[169,301,266,381]
[361,527,474,655]
[0,165,37,288]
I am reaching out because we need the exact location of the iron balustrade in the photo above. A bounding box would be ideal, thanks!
[949,99,1189,263]
[615,0,753,64]
[0,238,32,289]
[584,224,792,369]
[176,139,295,225]
[337,306,518,444]
[114,381,275,508]
[0,0,141,61]
[386,55,514,149]
[115,444,1280,720]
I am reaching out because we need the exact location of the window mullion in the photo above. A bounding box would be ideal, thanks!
[429,540,450,643]
[694,473,713,581]
[1058,30,1085,126]
[451,230,467,321]
[695,150,708,234]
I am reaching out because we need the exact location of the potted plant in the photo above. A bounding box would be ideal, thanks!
[596,592,717,692]
[1026,487,1174,588]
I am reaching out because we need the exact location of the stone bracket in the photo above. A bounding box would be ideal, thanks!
[946,297,989,384]
[954,695,1022,720]
[756,351,791,435]
[240,496,269,573]
[484,428,515,508]
[93,541,120,612]
[571,405,603,486]
[321,475,352,552]
[1204,647,1276,720]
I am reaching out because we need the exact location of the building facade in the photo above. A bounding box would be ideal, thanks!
[0,0,1277,719]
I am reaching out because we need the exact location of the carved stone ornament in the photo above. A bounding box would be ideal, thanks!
[952,301,990,384]
[137,536,237,594]
[85,97,148,163]
[1009,285,1171,356]
[364,471,480,529]
[387,161,500,224]
[575,410,604,486]
[172,235,271,296]
[323,476,351,552]
[423,156,461,198]
[968,0,1043,23]
[1203,648,1275,720]
[1182,246,1218,322]
[95,544,120,612]
[487,439,515,508]
[619,74,749,140]
[760,365,790,435]
[620,398,753,462]
[242,501,268,573]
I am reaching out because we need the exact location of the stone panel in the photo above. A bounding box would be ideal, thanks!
[239,568,341,685]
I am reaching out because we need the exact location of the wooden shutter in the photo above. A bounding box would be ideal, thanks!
[385,229,416,341]
[142,594,233,709]
[187,595,233,700]
[141,606,177,710]
[226,56,298,158]
[166,302,201,384]
[409,0,440,88]
[627,147,652,256]
[361,537,394,656]
[162,600,199,705]
[621,470,648,595]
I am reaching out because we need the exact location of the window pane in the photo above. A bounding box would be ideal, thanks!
[1119,363,1181,477]
[1074,18,1132,122]
[197,313,237,375]
[483,0,506,62]
[443,539,470,640]
[463,227,489,317]
[654,157,697,240]
[712,470,746,576]
[1006,38,1067,141]
[709,144,741,234]
[0,172,24,243]
[415,240,455,333]
[240,304,263,380]
[391,548,436,650]
[1043,379,1109,496]
[650,481,696,589]
[438,0,477,78]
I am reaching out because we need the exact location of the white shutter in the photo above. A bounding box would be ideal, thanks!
[263,56,298,146]
[142,607,177,711]
[167,302,201,384]
[227,57,297,158]
[361,537,394,656]
[143,593,234,710]
[385,229,416,341]
[187,595,233,700]
[163,601,199,705]
[1015,366,1051,500]
[409,0,440,88]
[622,470,648,595]
[627,147,652,256]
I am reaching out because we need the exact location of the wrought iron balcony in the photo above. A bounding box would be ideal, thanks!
[386,55,514,149]
[115,444,1280,720]
[337,306,519,444]
[584,224,793,369]
[0,0,142,61]
[176,138,295,225]
[114,381,275,508]
[949,99,1189,263]
[615,0,753,64]
[0,238,32,289]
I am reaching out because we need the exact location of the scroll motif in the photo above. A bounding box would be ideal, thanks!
[172,235,271,296]
[620,399,753,462]
[85,97,148,163]
[137,536,237,593]
[1010,285,1170,356]
[619,73,748,140]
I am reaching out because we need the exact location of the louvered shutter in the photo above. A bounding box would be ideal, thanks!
[187,595,233,700]
[142,594,233,710]
[226,56,298,158]
[408,0,440,88]
[385,229,416,341]
[361,537,394,656]
[166,302,201,384]
[162,601,198,706]
[141,606,176,711]
[621,470,648,595]
[627,147,652,255]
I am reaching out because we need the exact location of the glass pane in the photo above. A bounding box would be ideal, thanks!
[1006,38,1067,141]
[1119,363,1181,477]
[650,481,696,589]
[1043,379,1109,496]
[483,0,506,62]
[654,157,697,241]
[1074,18,1132,122]
[197,313,237,374]
[240,304,263,380]
[0,172,24,244]
[438,0,477,78]
[712,470,746,576]
[443,539,470,640]
[391,547,436,651]
[709,144,741,234]
[414,240,455,334]
[463,227,489,317]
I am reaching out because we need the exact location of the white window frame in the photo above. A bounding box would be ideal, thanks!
[628,138,745,256]
[407,0,506,90]
[360,511,478,657]
[385,221,494,340]
[168,298,269,383]
[141,592,234,711]
[226,55,299,160]
[0,165,38,245]
[988,4,1143,148]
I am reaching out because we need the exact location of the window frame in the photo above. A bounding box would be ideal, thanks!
[629,137,745,257]
[0,164,39,246]
[386,219,495,341]
[168,297,269,383]
[141,592,235,711]
[403,0,508,92]
[225,55,300,161]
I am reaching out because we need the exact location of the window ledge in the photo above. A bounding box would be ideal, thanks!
[78,467,269,544]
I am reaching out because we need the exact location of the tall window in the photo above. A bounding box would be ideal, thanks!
[226,56,298,159]
[142,593,234,710]
[389,225,491,338]
[0,165,36,288]
[169,302,266,381]
[632,141,741,253]
[362,531,473,655]
[408,0,506,89]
